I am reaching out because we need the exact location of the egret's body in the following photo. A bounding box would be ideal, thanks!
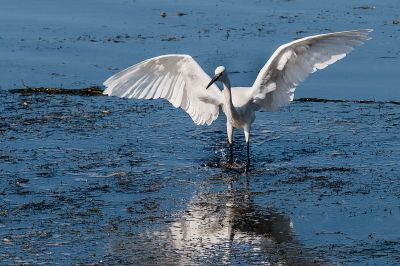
[103,29,372,172]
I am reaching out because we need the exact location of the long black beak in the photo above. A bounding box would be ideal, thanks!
[206,73,222,89]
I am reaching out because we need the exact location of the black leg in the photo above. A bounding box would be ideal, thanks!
[245,141,250,173]
[229,142,233,163]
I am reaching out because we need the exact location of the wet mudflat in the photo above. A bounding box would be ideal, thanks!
[1,0,400,265]
[0,91,399,265]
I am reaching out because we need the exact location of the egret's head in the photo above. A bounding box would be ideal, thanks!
[206,66,226,89]
[214,66,225,75]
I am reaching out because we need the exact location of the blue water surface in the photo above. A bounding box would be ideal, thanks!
[0,1,399,265]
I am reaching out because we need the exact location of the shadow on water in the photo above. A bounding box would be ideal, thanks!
[106,174,326,265]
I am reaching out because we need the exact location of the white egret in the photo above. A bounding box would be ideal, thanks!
[103,29,372,172]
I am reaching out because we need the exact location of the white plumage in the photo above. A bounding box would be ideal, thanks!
[103,29,372,172]
[104,55,223,125]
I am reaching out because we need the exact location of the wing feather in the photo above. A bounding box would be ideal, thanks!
[103,54,224,125]
[251,29,372,111]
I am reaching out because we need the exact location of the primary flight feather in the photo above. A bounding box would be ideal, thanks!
[103,29,372,172]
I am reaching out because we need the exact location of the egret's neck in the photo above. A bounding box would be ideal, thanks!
[222,80,232,104]
[222,79,239,121]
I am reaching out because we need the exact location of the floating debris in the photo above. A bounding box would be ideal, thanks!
[0,209,8,217]
[101,110,111,115]
[353,5,375,10]
[177,12,187,16]
[49,72,65,77]
[107,172,128,177]
[2,238,12,245]
[20,200,54,211]
[161,36,178,42]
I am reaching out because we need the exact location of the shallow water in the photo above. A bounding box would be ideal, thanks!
[1,0,400,265]
[0,91,399,265]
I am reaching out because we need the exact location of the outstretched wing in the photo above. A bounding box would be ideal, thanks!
[103,54,224,125]
[251,29,372,111]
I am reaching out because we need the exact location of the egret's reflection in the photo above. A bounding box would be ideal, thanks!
[108,175,326,265]
[169,177,324,265]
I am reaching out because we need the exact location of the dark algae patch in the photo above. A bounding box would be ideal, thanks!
[9,87,400,105]
[10,86,103,96]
